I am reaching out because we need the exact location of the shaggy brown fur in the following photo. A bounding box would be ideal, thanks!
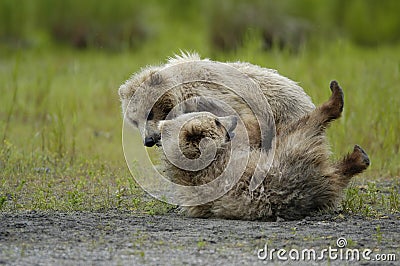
[158,81,370,221]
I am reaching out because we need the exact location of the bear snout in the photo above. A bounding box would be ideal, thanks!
[144,134,161,147]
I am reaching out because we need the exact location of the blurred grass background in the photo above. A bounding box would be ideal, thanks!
[0,0,399,213]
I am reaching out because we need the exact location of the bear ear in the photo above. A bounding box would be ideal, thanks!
[118,83,136,100]
[218,115,238,138]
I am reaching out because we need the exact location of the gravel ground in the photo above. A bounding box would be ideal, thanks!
[0,211,399,265]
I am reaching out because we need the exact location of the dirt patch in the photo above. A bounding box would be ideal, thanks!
[0,211,399,265]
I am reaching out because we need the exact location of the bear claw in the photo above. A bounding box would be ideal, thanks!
[354,144,370,166]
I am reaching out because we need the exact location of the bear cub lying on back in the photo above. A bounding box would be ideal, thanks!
[158,81,370,221]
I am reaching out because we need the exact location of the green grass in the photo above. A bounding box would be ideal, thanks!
[342,180,400,217]
[0,37,399,215]
[2,0,400,49]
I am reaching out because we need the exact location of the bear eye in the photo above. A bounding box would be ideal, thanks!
[215,120,222,127]
[128,118,138,127]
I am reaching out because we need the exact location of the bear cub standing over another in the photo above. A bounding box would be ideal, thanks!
[158,81,370,221]
[119,52,315,148]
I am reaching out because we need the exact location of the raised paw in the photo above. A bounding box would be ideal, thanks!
[353,144,370,168]
[337,144,370,179]
[328,80,344,117]
[330,80,339,91]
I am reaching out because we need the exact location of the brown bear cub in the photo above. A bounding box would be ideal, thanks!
[119,53,315,148]
[158,81,370,221]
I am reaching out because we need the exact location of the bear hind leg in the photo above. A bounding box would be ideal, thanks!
[334,144,370,186]
[281,80,344,136]
[318,80,344,126]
